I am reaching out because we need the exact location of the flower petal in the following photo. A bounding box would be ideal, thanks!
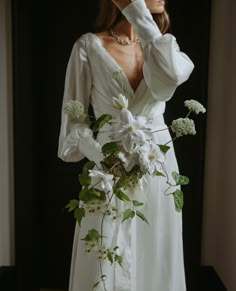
[120,109,134,124]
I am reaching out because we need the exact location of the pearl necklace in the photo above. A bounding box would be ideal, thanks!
[109,29,140,45]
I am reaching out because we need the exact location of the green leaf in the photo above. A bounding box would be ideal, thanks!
[79,187,89,201]
[172,171,190,185]
[136,210,149,224]
[122,209,135,222]
[115,254,123,267]
[81,228,101,242]
[79,174,91,186]
[132,200,144,207]
[65,199,79,212]
[92,281,100,289]
[115,189,130,201]
[74,207,85,226]
[88,229,100,241]
[82,161,95,175]
[88,188,106,200]
[101,154,117,169]
[172,189,184,212]
[115,176,130,190]
[158,144,170,154]
[79,187,106,202]
[154,170,166,177]
[92,114,112,132]
[107,251,114,265]
[102,142,120,155]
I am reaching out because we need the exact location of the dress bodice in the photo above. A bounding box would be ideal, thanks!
[57,0,194,163]
[86,33,166,119]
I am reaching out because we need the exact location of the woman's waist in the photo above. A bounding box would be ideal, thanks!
[96,113,167,146]
[144,113,167,130]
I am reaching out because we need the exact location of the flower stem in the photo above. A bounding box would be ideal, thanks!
[160,163,176,195]
[185,110,192,118]
[151,126,170,133]
[99,214,108,291]
[109,161,121,173]
[98,191,115,291]
[164,136,179,145]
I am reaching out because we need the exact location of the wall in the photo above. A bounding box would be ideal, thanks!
[0,0,15,267]
[201,0,236,290]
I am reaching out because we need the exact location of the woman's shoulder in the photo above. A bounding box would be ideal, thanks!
[73,32,99,49]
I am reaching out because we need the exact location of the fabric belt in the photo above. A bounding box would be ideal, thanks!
[144,113,167,130]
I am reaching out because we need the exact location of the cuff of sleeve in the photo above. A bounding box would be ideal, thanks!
[122,0,162,43]
[78,130,104,167]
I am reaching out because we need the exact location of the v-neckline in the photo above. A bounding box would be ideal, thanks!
[93,33,145,96]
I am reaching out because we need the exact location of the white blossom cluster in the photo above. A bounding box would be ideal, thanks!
[184,99,206,114]
[64,100,85,120]
[83,200,107,215]
[84,242,119,261]
[97,245,117,260]
[171,118,196,137]
[84,240,98,253]
[83,200,121,220]
[103,203,121,220]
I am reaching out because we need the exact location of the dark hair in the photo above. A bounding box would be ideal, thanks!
[96,0,170,34]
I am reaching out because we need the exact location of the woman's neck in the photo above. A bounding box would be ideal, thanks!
[112,18,137,41]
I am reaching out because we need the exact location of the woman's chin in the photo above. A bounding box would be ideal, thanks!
[150,7,165,14]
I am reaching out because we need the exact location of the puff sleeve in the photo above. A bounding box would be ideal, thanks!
[122,0,194,101]
[57,35,103,164]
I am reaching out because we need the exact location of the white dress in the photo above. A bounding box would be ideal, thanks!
[58,1,194,290]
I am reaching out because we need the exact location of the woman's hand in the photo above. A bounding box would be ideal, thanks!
[112,0,134,11]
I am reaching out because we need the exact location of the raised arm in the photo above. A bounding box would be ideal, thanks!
[114,0,194,101]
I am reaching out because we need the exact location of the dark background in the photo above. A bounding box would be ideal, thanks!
[12,0,211,290]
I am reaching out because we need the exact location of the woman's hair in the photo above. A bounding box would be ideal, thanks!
[96,0,170,34]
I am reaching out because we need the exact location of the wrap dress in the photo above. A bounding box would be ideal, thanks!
[58,0,194,290]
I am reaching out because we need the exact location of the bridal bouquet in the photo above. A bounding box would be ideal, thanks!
[64,93,206,290]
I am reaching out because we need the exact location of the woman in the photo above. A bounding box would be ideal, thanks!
[58,0,194,290]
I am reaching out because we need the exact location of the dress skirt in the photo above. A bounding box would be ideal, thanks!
[68,115,186,291]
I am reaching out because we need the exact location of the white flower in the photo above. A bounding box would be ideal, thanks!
[138,142,165,174]
[110,109,152,152]
[82,199,122,221]
[64,100,86,120]
[96,245,118,260]
[83,199,107,215]
[84,240,99,253]
[184,99,206,114]
[118,151,138,172]
[171,118,196,137]
[112,94,129,110]
[89,170,114,193]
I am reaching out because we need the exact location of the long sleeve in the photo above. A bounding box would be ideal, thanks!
[57,35,103,164]
[122,0,194,102]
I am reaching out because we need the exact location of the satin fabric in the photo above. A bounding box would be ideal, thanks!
[57,1,194,290]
